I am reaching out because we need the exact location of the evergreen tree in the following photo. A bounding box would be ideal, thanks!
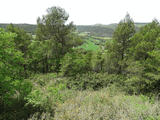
[36,6,82,72]
[111,13,135,74]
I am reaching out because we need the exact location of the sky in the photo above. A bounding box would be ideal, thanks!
[0,0,160,25]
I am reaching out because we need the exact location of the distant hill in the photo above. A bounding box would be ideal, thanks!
[76,23,148,37]
[0,23,148,37]
[0,23,37,34]
[76,25,114,37]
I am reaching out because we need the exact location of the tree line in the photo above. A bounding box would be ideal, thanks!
[1,6,160,119]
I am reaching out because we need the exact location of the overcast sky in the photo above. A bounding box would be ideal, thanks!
[0,0,160,25]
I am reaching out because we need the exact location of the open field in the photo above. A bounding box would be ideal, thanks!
[78,37,100,51]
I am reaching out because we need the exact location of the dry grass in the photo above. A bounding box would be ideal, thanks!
[26,74,160,120]
[54,89,160,120]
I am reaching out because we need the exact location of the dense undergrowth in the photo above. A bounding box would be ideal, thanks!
[1,6,160,120]
[27,74,160,120]
[2,73,159,120]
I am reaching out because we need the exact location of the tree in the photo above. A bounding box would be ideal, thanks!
[91,50,105,72]
[36,6,81,72]
[6,24,32,76]
[111,13,135,74]
[60,49,92,76]
[0,28,23,107]
[130,20,160,61]
[6,24,32,54]
[127,20,160,93]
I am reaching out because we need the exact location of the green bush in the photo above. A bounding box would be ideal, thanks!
[0,28,24,104]
[66,72,123,90]
[24,73,71,118]
[60,49,92,76]
[26,83,65,111]
[0,28,33,120]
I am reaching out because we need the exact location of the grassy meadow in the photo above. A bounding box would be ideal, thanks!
[77,32,109,51]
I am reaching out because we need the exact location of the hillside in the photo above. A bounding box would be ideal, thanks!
[0,23,37,34]
[1,4,160,120]
[76,25,114,37]
[76,23,148,37]
[0,23,147,37]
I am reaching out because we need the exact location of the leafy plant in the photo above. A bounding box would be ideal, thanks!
[66,72,122,90]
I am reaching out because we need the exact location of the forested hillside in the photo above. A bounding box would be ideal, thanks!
[1,6,160,120]
[0,24,36,34]
[0,22,147,37]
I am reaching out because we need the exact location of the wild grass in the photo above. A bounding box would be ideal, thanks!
[54,89,160,120]
[26,74,160,120]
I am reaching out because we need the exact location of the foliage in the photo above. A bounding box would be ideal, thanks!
[0,28,23,103]
[76,23,145,37]
[111,13,135,74]
[66,72,123,90]
[127,20,160,93]
[27,112,53,120]
[54,89,160,120]
[91,50,106,72]
[7,24,32,53]
[0,22,147,37]
[6,24,33,77]
[0,23,36,34]
[0,28,32,120]
[60,49,92,76]
[36,6,82,72]
[24,73,77,119]
[25,74,69,114]
[2,6,160,120]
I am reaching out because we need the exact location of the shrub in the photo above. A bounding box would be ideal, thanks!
[0,28,24,105]
[26,82,65,111]
[25,73,72,118]
[60,49,92,76]
[66,72,123,90]
[0,29,33,120]
[54,90,160,120]
[27,112,53,120]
